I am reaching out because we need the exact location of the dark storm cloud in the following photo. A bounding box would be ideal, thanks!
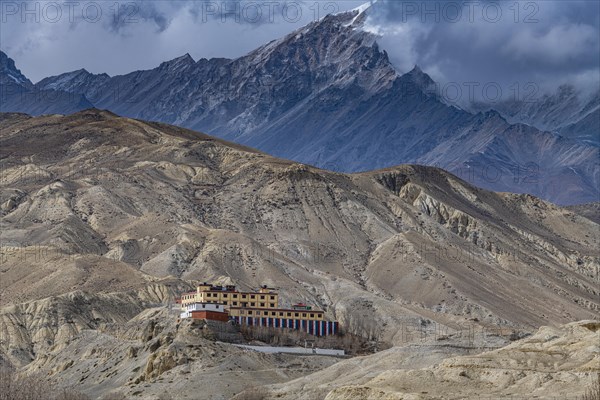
[365,0,600,103]
[108,2,171,33]
[1,0,597,103]
[0,1,363,82]
[186,0,306,25]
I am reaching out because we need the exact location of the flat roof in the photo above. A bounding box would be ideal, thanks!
[200,290,278,295]
[190,310,228,314]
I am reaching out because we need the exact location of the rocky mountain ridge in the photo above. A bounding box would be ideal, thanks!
[1,3,596,205]
[471,85,600,145]
[0,51,92,116]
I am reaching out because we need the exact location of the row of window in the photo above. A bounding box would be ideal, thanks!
[204,300,278,308]
[239,310,321,318]
[182,301,323,318]
[186,304,220,310]
[204,292,276,301]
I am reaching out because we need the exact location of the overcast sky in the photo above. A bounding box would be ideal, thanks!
[1,0,599,103]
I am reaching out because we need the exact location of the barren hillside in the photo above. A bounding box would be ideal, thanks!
[266,320,600,399]
[0,110,598,398]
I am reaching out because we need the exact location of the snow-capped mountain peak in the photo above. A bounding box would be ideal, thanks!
[14,9,599,205]
[0,50,32,87]
[346,0,379,26]
[306,0,378,26]
[352,0,379,15]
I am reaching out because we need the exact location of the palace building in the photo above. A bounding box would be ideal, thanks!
[178,283,339,336]
[181,284,279,309]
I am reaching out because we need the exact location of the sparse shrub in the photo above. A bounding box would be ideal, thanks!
[56,389,91,400]
[230,386,268,400]
[156,392,173,400]
[581,372,600,400]
[100,393,127,400]
[238,324,377,355]
[0,368,90,400]
[0,367,48,400]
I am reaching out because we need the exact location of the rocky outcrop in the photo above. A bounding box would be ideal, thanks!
[0,282,187,368]
[15,307,341,399]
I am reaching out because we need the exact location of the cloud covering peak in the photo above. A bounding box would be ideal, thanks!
[1,0,598,104]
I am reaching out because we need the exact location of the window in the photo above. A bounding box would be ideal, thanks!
[287,312,292,317]
[250,295,255,299]
[269,303,275,308]
[271,312,276,316]
[310,314,314,318]
[242,294,247,299]
[302,313,307,317]
[233,294,238,298]
[233,302,238,306]
[294,313,299,317]
[260,303,265,307]
[279,312,284,316]
[270,296,275,300]
[248,311,253,315]
[260,295,265,300]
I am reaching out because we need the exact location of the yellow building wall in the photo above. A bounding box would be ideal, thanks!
[181,293,197,306]
[183,290,279,307]
[198,291,279,309]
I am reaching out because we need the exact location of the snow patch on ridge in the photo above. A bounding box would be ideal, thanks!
[347,0,379,26]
